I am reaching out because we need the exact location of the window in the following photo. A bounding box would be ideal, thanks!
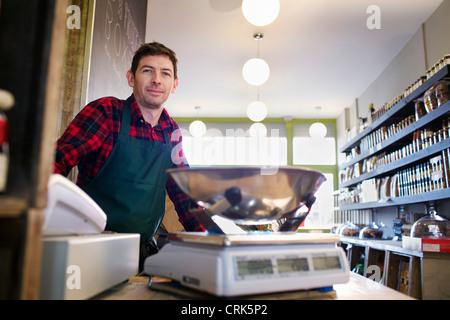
[293,123,336,228]
[293,124,336,165]
[303,173,334,227]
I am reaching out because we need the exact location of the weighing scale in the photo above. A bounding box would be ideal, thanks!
[40,174,140,300]
[145,232,349,297]
[144,167,350,298]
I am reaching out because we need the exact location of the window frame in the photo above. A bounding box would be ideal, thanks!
[174,117,339,224]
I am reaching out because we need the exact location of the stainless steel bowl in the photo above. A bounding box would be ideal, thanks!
[167,166,326,224]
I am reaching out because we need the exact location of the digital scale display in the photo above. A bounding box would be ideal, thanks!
[235,255,341,280]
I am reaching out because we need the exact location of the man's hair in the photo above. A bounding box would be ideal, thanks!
[131,42,178,79]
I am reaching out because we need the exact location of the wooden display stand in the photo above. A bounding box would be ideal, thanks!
[340,237,450,299]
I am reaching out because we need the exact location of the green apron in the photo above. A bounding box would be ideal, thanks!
[84,97,173,244]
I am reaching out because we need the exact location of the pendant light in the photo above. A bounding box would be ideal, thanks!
[244,33,269,123]
[249,122,267,137]
[242,33,270,87]
[242,58,270,86]
[242,0,280,27]
[247,100,267,122]
[189,106,206,137]
[247,87,268,122]
[309,106,327,139]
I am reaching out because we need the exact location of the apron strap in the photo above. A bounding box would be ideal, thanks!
[120,97,133,137]
[163,129,171,145]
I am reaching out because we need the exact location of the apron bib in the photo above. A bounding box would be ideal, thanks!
[84,97,173,242]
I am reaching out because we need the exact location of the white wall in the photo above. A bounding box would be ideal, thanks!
[337,0,450,149]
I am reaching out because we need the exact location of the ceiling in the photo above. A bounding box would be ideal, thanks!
[146,0,443,120]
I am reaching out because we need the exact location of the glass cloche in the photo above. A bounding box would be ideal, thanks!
[338,222,361,237]
[359,222,383,239]
[411,207,450,239]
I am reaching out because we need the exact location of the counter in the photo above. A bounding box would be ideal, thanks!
[93,272,413,300]
[340,236,450,299]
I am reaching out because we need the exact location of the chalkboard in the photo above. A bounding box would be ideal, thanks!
[87,0,147,103]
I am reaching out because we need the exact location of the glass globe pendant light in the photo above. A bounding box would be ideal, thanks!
[242,33,270,87]
[309,122,327,139]
[249,122,267,137]
[242,0,280,27]
[309,106,327,139]
[189,120,206,137]
[247,98,268,122]
[189,106,206,137]
[242,58,270,86]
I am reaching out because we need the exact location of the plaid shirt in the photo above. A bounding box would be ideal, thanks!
[54,95,204,232]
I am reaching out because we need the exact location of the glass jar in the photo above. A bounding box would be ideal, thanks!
[339,222,361,237]
[411,207,449,239]
[435,81,450,106]
[415,99,426,120]
[359,222,383,239]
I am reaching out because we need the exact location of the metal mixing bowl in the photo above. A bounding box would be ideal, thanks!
[167,166,326,224]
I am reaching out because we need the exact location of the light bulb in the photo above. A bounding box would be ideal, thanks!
[189,120,206,137]
[249,122,267,137]
[309,122,327,139]
[247,101,268,122]
[242,0,280,27]
[242,58,270,86]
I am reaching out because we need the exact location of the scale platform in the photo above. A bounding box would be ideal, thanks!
[144,232,349,297]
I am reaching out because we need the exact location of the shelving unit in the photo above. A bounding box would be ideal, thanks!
[337,60,450,300]
[338,64,450,212]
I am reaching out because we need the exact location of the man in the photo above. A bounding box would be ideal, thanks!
[54,42,204,269]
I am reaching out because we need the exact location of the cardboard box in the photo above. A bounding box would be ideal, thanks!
[402,236,450,252]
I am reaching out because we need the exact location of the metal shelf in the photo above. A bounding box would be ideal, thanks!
[340,138,450,188]
[339,188,450,210]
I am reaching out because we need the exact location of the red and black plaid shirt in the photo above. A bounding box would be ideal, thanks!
[54,95,203,232]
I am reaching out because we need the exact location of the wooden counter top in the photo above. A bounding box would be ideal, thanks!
[93,272,413,300]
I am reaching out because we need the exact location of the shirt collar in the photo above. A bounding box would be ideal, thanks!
[129,94,175,130]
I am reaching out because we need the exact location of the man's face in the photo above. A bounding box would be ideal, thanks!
[127,54,178,110]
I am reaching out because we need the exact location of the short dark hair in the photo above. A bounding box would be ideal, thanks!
[131,42,178,79]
